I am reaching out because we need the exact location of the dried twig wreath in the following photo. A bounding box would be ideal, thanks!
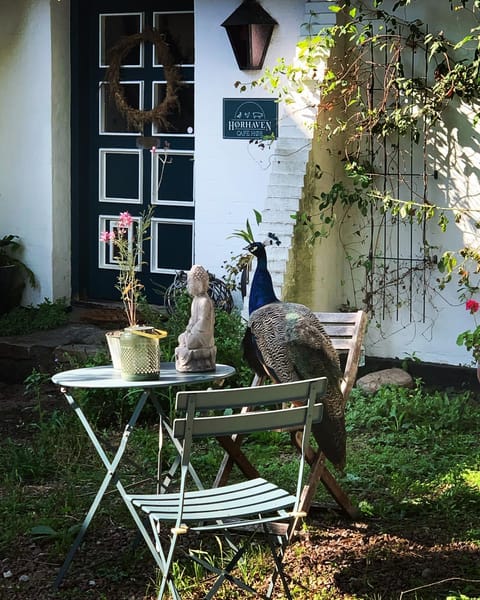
[105,28,183,131]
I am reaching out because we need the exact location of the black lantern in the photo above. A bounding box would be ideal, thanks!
[221,0,277,71]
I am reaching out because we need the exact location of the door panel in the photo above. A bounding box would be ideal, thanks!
[71,0,194,305]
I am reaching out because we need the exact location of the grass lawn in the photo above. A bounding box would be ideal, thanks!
[0,366,479,599]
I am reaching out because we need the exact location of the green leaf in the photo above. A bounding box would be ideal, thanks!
[253,209,263,226]
[30,525,58,538]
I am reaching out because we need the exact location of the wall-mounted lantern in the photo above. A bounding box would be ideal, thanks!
[221,0,277,71]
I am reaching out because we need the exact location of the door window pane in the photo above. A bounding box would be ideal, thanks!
[153,12,194,65]
[151,219,193,273]
[100,149,142,203]
[98,215,141,270]
[152,82,194,135]
[100,13,143,67]
[100,82,143,134]
[152,150,193,205]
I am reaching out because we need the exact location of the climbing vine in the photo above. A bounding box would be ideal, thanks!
[245,0,480,319]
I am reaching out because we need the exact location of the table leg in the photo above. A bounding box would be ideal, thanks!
[150,395,205,491]
[54,388,149,589]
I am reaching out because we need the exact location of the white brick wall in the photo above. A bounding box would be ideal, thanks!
[257,1,335,302]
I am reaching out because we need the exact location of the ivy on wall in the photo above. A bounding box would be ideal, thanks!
[247,0,480,322]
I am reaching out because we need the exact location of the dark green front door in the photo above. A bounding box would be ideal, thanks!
[71,0,194,305]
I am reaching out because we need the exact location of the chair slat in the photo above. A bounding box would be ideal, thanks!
[173,403,323,439]
[175,376,325,411]
[128,478,297,523]
[314,311,361,324]
[322,324,356,337]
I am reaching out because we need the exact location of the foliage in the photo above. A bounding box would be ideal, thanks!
[222,210,263,292]
[244,1,480,325]
[457,298,480,361]
[0,298,69,335]
[347,380,479,436]
[344,381,480,521]
[0,234,36,288]
[99,207,154,327]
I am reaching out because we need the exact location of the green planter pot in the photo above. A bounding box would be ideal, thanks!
[119,326,166,381]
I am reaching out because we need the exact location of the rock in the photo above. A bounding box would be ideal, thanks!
[0,324,107,383]
[356,367,414,394]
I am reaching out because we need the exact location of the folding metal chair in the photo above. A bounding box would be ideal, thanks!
[125,377,327,600]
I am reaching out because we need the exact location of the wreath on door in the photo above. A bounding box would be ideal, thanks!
[105,28,183,131]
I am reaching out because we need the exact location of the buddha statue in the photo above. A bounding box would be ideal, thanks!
[175,265,217,372]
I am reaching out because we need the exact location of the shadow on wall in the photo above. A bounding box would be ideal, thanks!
[0,1,30,61]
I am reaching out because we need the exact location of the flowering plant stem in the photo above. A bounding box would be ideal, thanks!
[100,206,154,327]
[456,299,480,362]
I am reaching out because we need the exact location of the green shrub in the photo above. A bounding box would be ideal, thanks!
[0,298,69,335]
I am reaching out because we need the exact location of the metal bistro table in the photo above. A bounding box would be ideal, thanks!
[51,362,235,588]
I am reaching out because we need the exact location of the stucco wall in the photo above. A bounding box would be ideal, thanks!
[307,0,480,367]
[50,0,71,302]
[363,3,480,366]
[194,0,306,274]
[0,0,70,306]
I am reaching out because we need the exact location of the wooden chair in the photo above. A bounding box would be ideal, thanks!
[213,310,368,518]
[126,378,327,600]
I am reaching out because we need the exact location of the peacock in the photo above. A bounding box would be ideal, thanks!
[241,238,346,470]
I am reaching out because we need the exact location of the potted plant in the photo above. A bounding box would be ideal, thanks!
[0,234,36,315]
[99,209,167,380]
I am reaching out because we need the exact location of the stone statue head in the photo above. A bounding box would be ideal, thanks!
[187,264,209,296]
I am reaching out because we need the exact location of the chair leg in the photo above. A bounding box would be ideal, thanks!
[291,431,360,518]
[263,525,292,600]
[187,530,260,598]
[149,517,182,600]
[215,435,260,479]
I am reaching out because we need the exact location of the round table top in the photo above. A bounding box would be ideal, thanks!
[51,363,236,389]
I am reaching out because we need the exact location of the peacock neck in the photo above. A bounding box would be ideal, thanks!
[248,249,279,314]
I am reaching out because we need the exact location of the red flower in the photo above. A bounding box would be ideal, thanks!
[466,299,480,314]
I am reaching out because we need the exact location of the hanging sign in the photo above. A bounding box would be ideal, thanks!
[223,98,278,140]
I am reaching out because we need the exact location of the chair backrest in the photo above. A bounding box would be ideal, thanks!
[313,310,367,402]
[173,377,326,440]
[173,377,326,504]
[250,310,367,403]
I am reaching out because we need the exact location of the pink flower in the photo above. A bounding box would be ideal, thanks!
[466,299,480,314]
[100,231,115,242]
[150,145,156,154]
[118,211,133,229]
